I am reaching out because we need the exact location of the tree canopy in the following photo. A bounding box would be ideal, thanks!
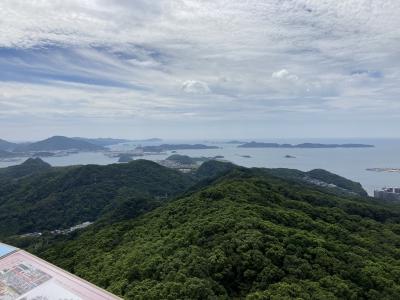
[19,165,400,299]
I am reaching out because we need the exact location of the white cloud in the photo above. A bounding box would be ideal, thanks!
[181,80,211,94]
[272,69,299,81]
[0,0,400,138]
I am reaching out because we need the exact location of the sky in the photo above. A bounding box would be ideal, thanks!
[0,0,399,141]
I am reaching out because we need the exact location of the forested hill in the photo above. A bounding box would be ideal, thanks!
[17,164,400,299]
[0,158,51,182]
[0,159,196,237]
[0,158,374,239]
[261,168,368,197]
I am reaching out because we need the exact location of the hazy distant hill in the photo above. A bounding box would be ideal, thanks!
[73,137,132,147]
[133,138,163,143]
[226,140,246,144]
[0,138,17,151]
[73,137,163,146]
[13,136,104,152]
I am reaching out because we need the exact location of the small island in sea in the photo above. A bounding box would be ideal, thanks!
[238,142,374,148]
[366,168,400,173]
[285,154,296,158]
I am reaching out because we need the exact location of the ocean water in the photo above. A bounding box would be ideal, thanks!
[1,138,399,195]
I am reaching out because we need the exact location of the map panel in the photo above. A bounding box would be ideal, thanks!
[0,247,120,300]
[0,244,16,259]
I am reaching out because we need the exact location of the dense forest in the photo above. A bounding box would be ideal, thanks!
[0,158,195,237]
[2,159,400,299]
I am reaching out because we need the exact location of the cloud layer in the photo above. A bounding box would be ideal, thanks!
[0,0,399,138]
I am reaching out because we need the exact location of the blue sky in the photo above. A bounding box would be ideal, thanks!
[0,0,399,141]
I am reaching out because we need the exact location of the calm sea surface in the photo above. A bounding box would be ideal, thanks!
[1,138,399,195]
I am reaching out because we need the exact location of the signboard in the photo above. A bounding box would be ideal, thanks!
[0,244,121,300]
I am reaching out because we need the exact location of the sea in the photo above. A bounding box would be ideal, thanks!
[1,138,400,196]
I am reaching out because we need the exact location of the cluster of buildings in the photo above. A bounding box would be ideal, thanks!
[156,159,198,173]
[374,187,400,201]
[20,221,93,238]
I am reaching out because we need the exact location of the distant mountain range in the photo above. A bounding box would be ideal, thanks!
[72,137,163,146]
[0,137,375,154]
[238,142,374,148]
[72,137,133,147]
[133,138,163,143]
[226,140,246,144]
[13,136,105,152]
[0,136,164,153]
[0,139,17,151]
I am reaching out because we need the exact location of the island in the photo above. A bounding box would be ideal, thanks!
[366,168,400,173]
[285,155,296,158]
[238,142,374,148]
[138,144,219,153]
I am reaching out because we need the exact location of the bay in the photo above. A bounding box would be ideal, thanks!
[1,138,399,195]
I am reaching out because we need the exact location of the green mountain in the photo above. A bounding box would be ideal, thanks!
[0,159,195,238]
[262,168,368,197]
[0,158,51,182]
[13,136,104,152]
[7,162,399,299]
